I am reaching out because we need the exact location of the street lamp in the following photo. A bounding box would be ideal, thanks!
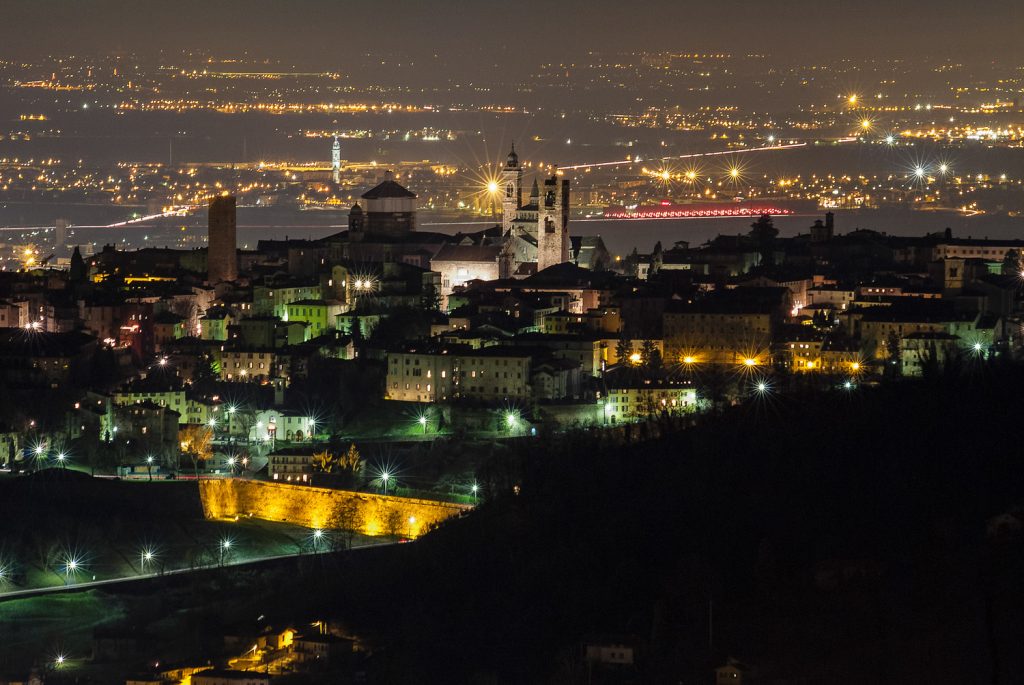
[146,455,154,481]
[312,528,324,553]
[140,548,155,573]
[418,415,427,434]
[471,483,479,503]
[380,471,391,496]
[64,556,80,583]
[56,452,67,469]
[220,538,233,566]
[505,412,517,431]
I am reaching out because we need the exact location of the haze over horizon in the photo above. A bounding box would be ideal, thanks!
[2,0,1022,69]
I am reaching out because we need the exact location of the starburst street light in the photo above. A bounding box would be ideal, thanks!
[63,555,82,580]
[751,376,773,397]
[368,460,397,497]
[218,537,234,566]
[140,547,156,572]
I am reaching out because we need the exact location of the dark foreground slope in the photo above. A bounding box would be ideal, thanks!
[322,366,1024,684]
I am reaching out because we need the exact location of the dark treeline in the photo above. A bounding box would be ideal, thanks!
[316,362,1024,683]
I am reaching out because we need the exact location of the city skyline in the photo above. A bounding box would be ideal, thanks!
[1,3,1023,683]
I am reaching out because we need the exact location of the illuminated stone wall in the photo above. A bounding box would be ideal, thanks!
[199,479,469,539]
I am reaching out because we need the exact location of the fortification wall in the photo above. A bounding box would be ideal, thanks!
[199,479,469,539]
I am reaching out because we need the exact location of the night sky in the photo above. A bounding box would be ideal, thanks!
[2,0,1021,66]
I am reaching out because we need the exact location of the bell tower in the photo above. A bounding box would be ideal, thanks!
[331,136,341,184]
[537,171,571,272]
[500,143,523,234]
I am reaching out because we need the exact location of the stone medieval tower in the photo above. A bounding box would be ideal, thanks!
[536,172,570,272]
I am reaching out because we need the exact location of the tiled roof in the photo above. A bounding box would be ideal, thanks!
[361,179,416,200]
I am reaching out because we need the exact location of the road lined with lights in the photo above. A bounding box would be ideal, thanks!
[559,142,810,171]
[0,539,397,602]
